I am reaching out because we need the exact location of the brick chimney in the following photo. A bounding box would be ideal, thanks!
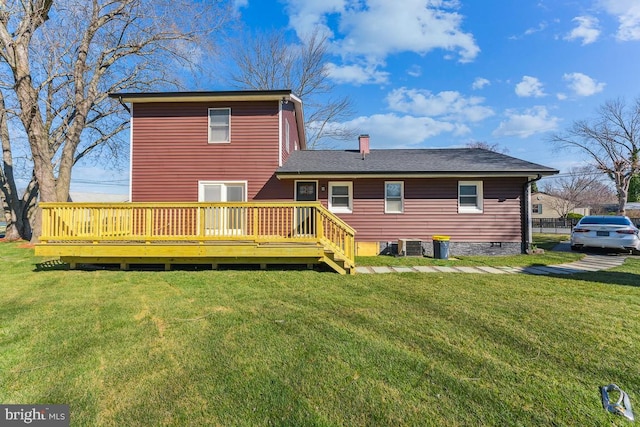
[359,134,370,157]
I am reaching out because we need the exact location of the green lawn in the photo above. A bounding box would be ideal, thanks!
[1,242,639,426]
[531,233,570,250]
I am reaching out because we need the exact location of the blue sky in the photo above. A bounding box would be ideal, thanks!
[72,0,640,194]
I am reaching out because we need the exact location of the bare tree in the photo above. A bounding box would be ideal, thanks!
[1,90,39,239]
[541,166,615,217]
[550,98,640,215]
[465,141,508,154]
[225,29,356,148]
[0,0,234,240]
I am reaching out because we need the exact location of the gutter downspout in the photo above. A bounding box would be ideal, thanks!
[117,96,131,114]
[523,174,542,253]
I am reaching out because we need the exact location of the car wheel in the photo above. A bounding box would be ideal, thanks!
[570,245,581,252]
[632,248,640,256]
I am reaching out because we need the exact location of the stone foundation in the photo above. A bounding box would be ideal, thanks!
[379,241,523,257]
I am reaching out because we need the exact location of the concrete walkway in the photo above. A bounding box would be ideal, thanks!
[355,252,628,275]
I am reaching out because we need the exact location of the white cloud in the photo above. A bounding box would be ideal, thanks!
[515,76,546,98]
[234,0,249,9]
[493,106,560,138]
[563,72,606,96]
[599,0,640,41]
[564,16,601,45]
[525,21,548,35]
[325,62,389,85]
[341,113,461,147]
[283,0,344,39]
[284,0,480,63]
[386,87,494,122]
[318,86,495,147]
[472,77,490,90]
[407,65,422,77]
[509,21,551,40]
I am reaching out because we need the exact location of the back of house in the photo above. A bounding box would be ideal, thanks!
[112,89,558,256]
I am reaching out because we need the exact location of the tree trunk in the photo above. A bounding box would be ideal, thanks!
[618,188,627,216]
[3,200,32,241]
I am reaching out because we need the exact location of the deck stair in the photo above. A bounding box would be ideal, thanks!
[36,202,356,274]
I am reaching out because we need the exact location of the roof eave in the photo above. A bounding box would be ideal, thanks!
[276,170,559,179]
[288,94,307,150]
[109,89,294,104]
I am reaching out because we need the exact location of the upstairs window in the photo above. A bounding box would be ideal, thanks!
[532,204,542,214]
[458,181,483,213]
[328,182,353,213]
[208,108,230,143]
[385,181,404,213]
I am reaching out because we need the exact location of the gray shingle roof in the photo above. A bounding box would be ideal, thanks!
[277,148,558,176]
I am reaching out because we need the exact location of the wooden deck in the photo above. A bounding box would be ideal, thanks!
[35,202,356,274]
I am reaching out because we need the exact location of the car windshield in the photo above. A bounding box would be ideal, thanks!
[578,217,631,226]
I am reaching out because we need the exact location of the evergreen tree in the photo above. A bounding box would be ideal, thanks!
[629,175,640,203]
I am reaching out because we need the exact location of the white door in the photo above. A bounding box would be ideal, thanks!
[199,182,247,235]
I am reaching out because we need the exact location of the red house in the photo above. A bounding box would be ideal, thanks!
[110,89,558,257]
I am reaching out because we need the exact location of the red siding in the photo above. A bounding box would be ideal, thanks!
[131,101,286,201]
[310,177,524,242]
[129,99,524,243]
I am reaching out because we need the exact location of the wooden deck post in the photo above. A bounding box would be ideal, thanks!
[145,207,153,243]
[253,207,259,240]
[315,206,324,239]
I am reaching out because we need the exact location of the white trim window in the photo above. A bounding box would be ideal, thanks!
[208,108,231,143]
[198,181,246,202]
[532,204,542,214]
[328,181,353,213]
[458,181,483,213]
[198,181,247,235]
[385,181,404,213]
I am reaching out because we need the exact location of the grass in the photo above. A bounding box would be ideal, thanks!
[2,241,640,426]
[357,233,579,267]
[532,233,571,250]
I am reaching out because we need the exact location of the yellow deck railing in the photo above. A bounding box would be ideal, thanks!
[39,202,356,267]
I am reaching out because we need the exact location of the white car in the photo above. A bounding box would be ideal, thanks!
[571,215,640,254]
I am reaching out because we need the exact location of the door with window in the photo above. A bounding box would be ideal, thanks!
[199,181,247,235]
[295,181,317,236]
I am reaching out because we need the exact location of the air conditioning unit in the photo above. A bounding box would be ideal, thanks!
[398,239,423,256]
